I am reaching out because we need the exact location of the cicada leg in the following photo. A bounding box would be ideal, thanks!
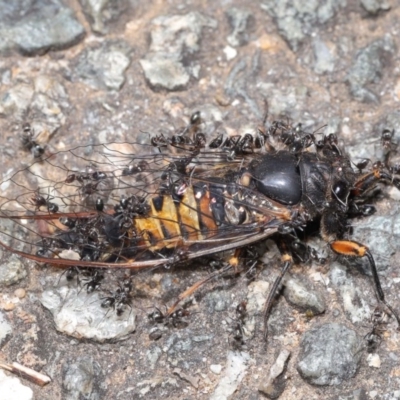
[330,240,400,328]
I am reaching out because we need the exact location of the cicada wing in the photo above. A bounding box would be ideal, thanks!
[0,140,287,269]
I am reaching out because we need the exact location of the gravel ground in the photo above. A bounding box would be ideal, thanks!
[1,1,400,399]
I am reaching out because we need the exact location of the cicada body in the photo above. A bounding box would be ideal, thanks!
[0,135,291,271]
[2,118,400,334]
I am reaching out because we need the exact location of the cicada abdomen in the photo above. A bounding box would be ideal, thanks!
[0,139,289,270]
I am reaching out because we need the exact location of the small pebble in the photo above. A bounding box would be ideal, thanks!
[14,288,26,299]
[0,370,33,400]
[367,353,381,368]
[258,349,290,398]
[210,364,222,375]
[223,46,237,61]
[297,323,361,385]
[2,302,15,311]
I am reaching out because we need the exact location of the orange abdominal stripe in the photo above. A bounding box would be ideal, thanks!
[330,240,368,257]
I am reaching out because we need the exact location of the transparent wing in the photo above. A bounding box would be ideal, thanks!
[0,140,287,269]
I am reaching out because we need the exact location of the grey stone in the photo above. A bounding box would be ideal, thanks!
[312,38,335,74]
[173,368,199,389]
[31,76,69,130]
[140,12,217,91]
[0,76,69,139]
[0,255,27,286]
[283,276,326,315]
[258,349,290,398]
[139,57,190,91]
[261,0,345,51]
[147,12,217,54]
[80,0,110,34]
[351,213,399,273]
[258,83,309,120]
[41,285,136,342]
[62,356,104,400]
[1,69,11,85]
[205,290,230,313]
[297,323,361,385]
[246,280,270,315]
[391,213,400,237]
[163,332,180,353]
[0,0,85,56]
[0,83,34,119]
[146,345,162,369]
[226,8,253,47]
[210,351,251,400]
[79,0,133,35]
[336,388,368,400]
[0,312,12,347]
[383,391,400,399]
[68,41,132,91]
[192,334,213,342]
[346,36,395,103]
[360,0,390,15]
[168,337,193,354]
[330,262,371,324]
[224,54,265,119]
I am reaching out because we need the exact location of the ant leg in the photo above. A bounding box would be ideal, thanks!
[330,240,400,327]
[347,203,376,218]
[353,168,400,197]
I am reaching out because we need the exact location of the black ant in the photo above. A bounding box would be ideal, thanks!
[354,158,371,173]
[57,266,83,287]
[29,193,59,213]
[81,269,104,293]
[364,306,389,353]
[381,128,395,150]
[121,161,149,176]
[231,301,247,347]
[100,278,133,316]
[57,267,103,293]
[65,167,109,204]
[148,306,189,328]
[21,123,46,158]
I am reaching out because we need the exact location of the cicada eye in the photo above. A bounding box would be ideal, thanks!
[332,181,349,203]
[250,152,302,205]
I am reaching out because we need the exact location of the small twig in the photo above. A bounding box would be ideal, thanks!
[0,360,51,386]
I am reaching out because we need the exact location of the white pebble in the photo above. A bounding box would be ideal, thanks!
[0,370,33,400]
[223,46,237,61]
[367,353,381,368]
[210,364,222,375]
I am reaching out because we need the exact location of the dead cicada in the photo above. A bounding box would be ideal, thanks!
[0,113,399,339]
